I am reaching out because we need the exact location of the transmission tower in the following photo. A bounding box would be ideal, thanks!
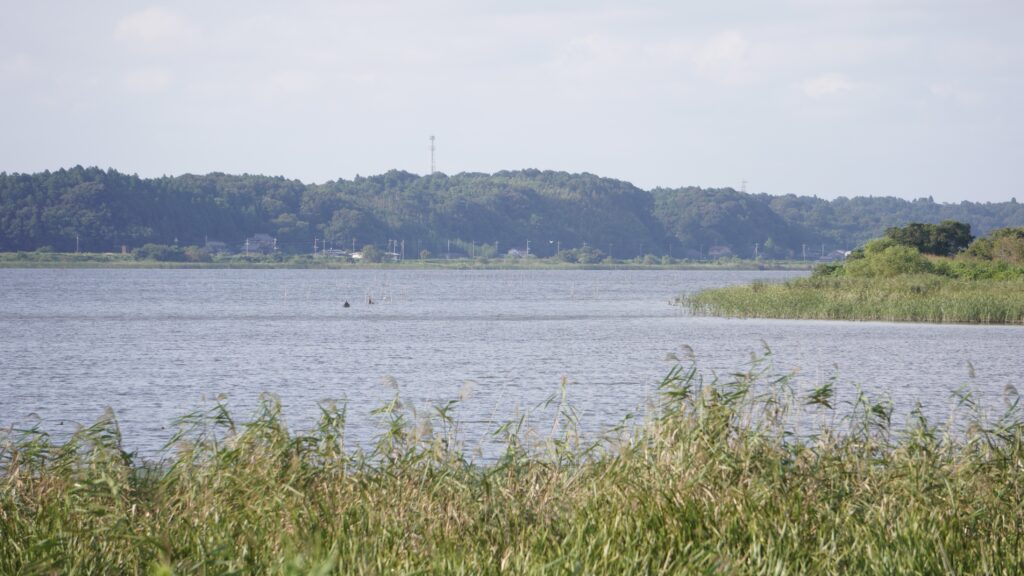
[430,135,436,174]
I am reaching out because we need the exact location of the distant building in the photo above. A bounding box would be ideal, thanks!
[819,250,851,262]
[242,233,276,254]
[204,240,230,254]
[708,245,733,259]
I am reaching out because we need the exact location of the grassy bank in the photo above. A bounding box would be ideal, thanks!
[684,274,1024,324]
[684,227,1024,325]
[3,359,1022,574]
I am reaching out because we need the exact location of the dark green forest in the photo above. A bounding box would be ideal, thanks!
[2,166,1022,259]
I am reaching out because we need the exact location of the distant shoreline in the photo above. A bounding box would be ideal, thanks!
[0,252,815,271]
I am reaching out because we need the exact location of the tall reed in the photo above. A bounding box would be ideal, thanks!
[2,356,1022,574]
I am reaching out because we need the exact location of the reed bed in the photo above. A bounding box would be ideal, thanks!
[2,357,1023,574]
[684,275,1024,324]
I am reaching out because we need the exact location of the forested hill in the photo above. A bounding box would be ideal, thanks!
[2,166,1022,259]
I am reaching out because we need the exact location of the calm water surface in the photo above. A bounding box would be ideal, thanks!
[2,268,1020,457]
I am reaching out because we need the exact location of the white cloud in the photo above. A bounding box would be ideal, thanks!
[122,68,172,93]
[801,72,854,98]
[693,31,751,84]
[114,7,196,48]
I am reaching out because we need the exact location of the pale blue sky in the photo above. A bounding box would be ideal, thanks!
[1,1,1021,202]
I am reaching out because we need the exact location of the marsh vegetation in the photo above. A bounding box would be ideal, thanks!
[3,355,1022,574]
[685,224,1024,324]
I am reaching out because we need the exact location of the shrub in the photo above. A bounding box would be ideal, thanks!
[842,245,933,278]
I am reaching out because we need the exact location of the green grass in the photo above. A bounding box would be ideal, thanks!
[3,356,1023,574]
[684,275,1024,324]
[683,235,1024,324]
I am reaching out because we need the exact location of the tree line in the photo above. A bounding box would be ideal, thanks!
[1,166,1022,259]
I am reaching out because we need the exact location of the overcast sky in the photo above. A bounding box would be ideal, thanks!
[1,1,1021,202]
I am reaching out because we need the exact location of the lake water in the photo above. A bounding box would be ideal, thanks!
[2,268,1021,458]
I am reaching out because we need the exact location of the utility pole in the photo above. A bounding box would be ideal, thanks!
[802,244,806,260]
[75,234,79,254]
[754,242,759,259]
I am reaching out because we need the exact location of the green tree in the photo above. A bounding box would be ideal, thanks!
[3,167,1024,258]
[930,220,973,256]
[184,246,211,263]
[884,220,972,256]
[359,244,382,263]
[965,227,1024,263]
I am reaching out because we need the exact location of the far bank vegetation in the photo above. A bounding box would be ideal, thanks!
[684,221,1024,324]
